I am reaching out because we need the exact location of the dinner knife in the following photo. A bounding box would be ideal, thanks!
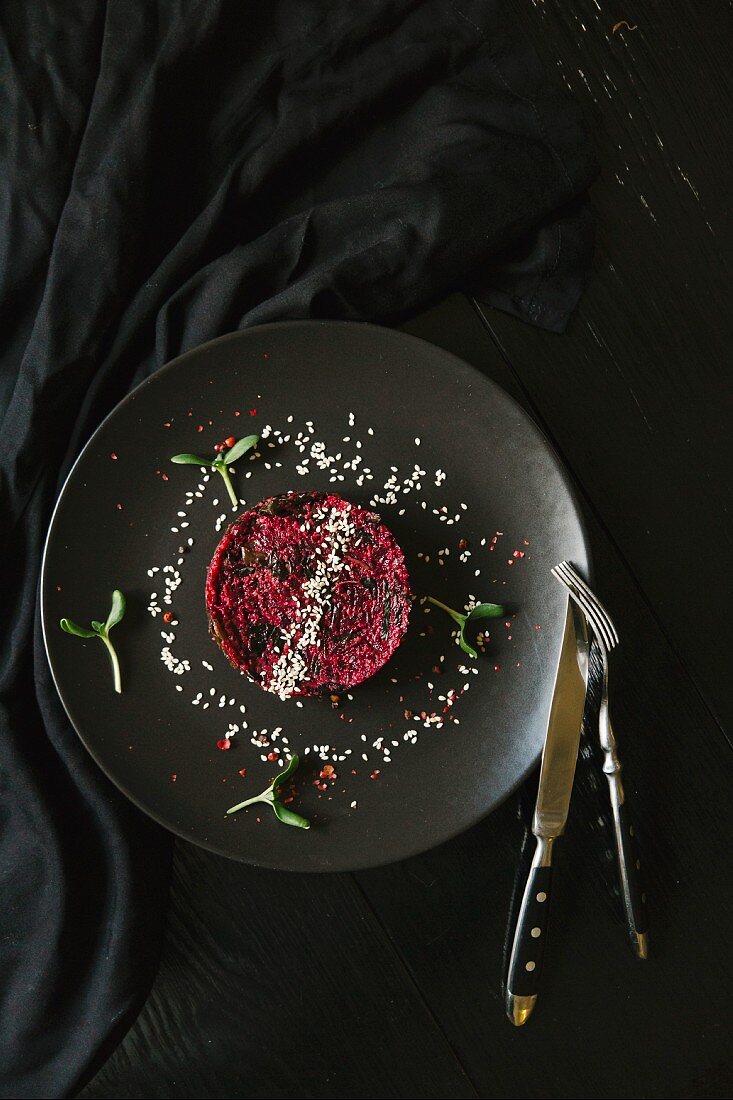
[505,597,589,1026]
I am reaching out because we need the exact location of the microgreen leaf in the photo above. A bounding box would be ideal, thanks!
[273,754,300,788]
[106,589,126,631]
[458,633,478,660]
[223,434,259,465]
[171,453,212,466]
[467,602,504,622]
[427,594,504,661]
[272,802,311,830]
[226,754,310,829]
[60,619,97,639]
[59,591,125,692]
[171,434,260,510]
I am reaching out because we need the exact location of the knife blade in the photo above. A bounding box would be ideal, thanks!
[505,596,589,1025]
[533,598,589,839]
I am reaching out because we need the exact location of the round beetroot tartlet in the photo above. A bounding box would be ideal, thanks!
[205,491,411,698]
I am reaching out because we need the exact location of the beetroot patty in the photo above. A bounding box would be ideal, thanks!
[205,491,411,698]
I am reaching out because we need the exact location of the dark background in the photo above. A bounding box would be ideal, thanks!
[78,3,733,1098]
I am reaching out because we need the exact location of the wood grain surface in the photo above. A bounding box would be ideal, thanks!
[79,3,733,1097]
[484,0,733,736]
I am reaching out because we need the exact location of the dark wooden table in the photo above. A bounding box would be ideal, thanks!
[79,4,733,1097]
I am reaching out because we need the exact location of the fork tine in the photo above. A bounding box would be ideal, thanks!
[552,561,615,652]
[568,565,619,649]
[551,564,603,646]
[564,573,617,652]
[555,561,619,650]
[553,562,613,650]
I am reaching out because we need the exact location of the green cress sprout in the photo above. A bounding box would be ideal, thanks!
[226,755,310,829]
[60,590,126,694]
[171,434,259,508]
[426,596,504,659]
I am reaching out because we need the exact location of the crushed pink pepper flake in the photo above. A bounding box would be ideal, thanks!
[116,503,123,510]
[171,774,177,782]
[234,410,241,417]
[217,738,232,751]
[370,769,381,780]
[110,452,118,460]
[238,768,247,777]
[249,408,257,416]
[163,422,172,428]
[197,425,204,432]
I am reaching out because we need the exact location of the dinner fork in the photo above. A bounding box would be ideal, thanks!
[551,560,648,960]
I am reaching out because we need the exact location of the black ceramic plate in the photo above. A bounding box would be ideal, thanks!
[42,321,588,872]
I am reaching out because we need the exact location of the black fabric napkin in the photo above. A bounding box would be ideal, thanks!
[0,2,597,1095]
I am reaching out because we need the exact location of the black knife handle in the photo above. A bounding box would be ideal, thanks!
[506,836,554,1023]
[606,771,648,957]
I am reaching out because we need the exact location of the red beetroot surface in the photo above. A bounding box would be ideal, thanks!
[206,491,411,698]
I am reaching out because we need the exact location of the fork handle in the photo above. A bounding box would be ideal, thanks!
[602,730,648,958]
